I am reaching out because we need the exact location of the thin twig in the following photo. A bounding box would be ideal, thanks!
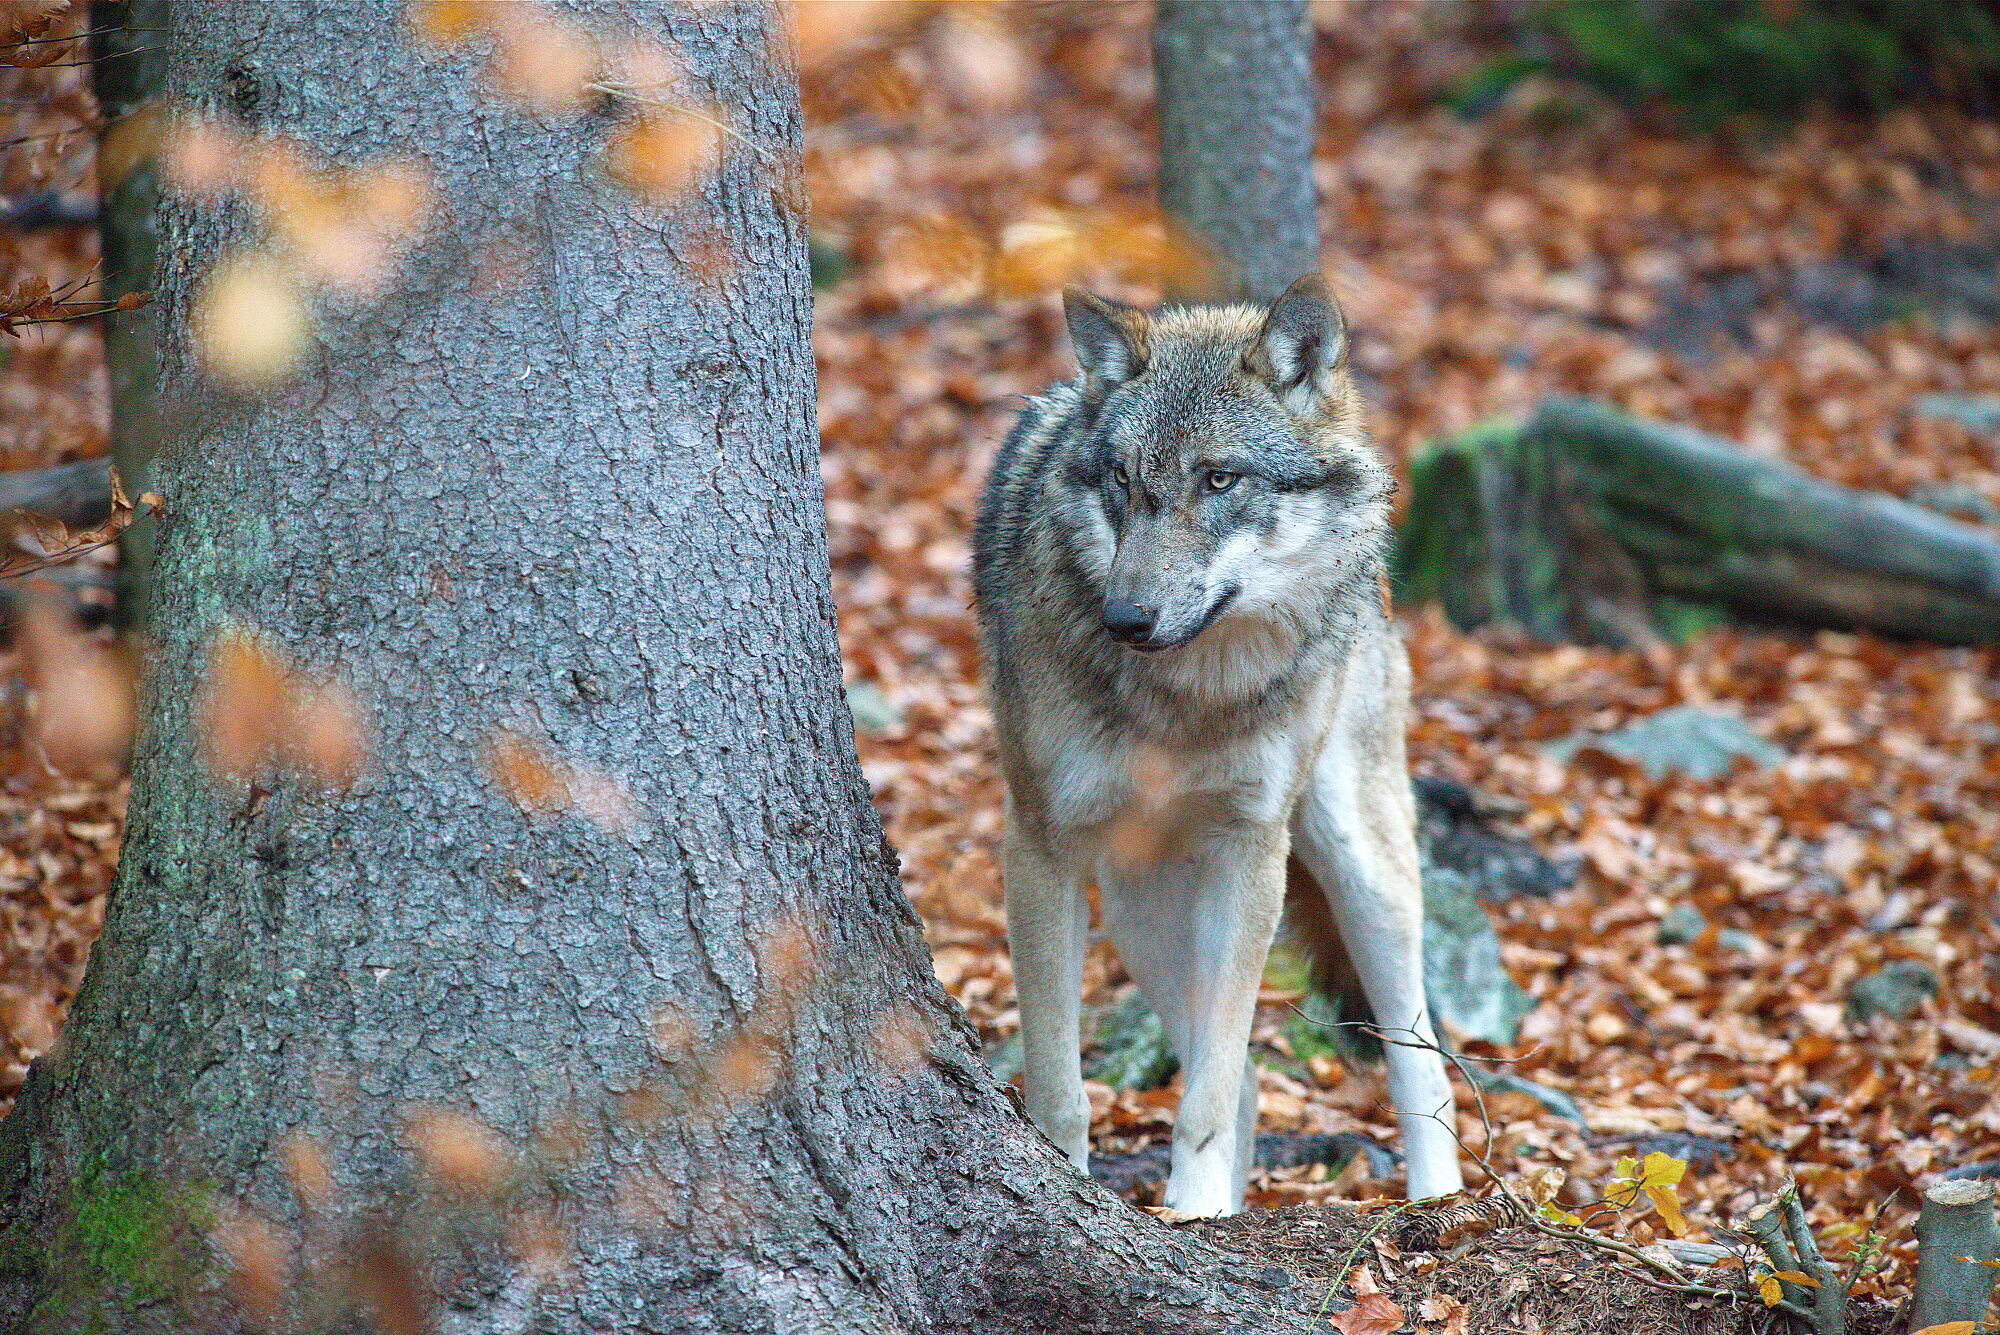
[2,25,163,48]
[584,80,775,163]
[1315,1197,1425,1323]
[4,301,135,329]
[10,47,160,68]
[0,125,92,149]
[1306,1013,1778,1316]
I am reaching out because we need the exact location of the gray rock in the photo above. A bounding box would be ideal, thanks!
[1414,775,1577,901]
[1846,960,1939,1023]
[1658,905,1708,946]
[1914,393,2000,433]
[1082,991,1178,1090]
[1549,705,1784,781]
[1422,866,1536,1046]
[844,680,903,733]
[1717,928,1760,954]
[1284,863,1538,1059]
[1464,1066,1587,1124]
[984,1030,1022,1083]
[1910,481,2000,528]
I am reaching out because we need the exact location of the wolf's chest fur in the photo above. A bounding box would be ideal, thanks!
[1023,682,1328,846]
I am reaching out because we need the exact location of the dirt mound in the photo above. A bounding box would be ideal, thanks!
[1183,1200,1895,1335]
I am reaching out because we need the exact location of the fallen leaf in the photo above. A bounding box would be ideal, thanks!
[1330,1292,1407,1335]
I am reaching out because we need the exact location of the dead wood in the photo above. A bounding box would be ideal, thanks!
[1396,395,2000,646]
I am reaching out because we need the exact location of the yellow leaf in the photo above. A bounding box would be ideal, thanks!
[1757,1275,1782,1307]
[1606,1155,1641,1208]
[1770,1270,1821,1288]
[1638,1151,1687,1191]
[1537,1202,1584,1227]
[1635,1152,1690,1236]
[194,252,312,388]
[1910,1324,1977,1335]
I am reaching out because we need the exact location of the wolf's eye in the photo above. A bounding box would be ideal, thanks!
[1203,470,1239,493]
[1112,464,1129,489]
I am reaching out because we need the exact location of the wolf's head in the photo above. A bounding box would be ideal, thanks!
[1057,275,1392,655]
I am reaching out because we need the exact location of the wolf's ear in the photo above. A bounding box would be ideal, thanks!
[1246,274,1346,402]
[1063,288,1150,390]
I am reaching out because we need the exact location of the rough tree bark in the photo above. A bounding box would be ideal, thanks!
[0,5,1340,1332]
[1153,0,1320,303]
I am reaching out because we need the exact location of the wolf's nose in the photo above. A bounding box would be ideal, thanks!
[1102,600,1157,644]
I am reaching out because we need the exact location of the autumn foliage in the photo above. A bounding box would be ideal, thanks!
[0,0,1992,1322]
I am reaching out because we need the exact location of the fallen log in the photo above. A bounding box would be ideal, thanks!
[0,459,113,528]
[1395,395,2000,646]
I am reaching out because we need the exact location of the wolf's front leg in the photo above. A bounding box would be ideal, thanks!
[1292,645,1466,1200]
[1001,824,1092,1171]
[1100,827,1289,1216]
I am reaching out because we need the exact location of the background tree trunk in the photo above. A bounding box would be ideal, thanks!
[0,5,1342,1331]
[90,0,168,623]
[1153,0,1321,303]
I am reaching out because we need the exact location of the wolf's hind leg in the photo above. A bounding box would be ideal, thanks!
[1002,824,1092,1172]
[1291,646,1465,1199]
[1098,829,1288,1217]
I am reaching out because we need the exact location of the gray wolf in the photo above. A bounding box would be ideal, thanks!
[972,276,1464,1216]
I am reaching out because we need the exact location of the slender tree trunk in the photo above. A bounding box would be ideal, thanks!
[90,0,168,623]
[1153,0,1321,303]
[0,5,1335,1331]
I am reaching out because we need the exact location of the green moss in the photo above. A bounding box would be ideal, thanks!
[1392,416,1524,620]
[1651,597,1728,643]
[68,1171,207,1298]
[26,1160,216,1331]
[0,1222,45,1280]
[1261,943,1313,996]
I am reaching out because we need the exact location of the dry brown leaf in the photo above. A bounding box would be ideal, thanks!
[1417,1293,1470,1335]
[487,7,599,113]
[1330,1292,1407,1335]
[204,630,367,787]
[788,0,911,71]
[709,1032,780,1108]
[407,0,491,44]
[0,0,69,45]
[14,602,133,774]
[483,730,645,835]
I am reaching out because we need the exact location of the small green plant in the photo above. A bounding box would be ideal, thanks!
[1449,0,2000,125]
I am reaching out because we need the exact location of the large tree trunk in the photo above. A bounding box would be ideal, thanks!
[0,5,1337,1332]
[1153,0,1321,303]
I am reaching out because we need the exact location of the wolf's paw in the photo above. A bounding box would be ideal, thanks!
[1162,1170,1240,1218]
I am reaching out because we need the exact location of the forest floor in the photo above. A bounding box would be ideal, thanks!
[0,0,1995,1319]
